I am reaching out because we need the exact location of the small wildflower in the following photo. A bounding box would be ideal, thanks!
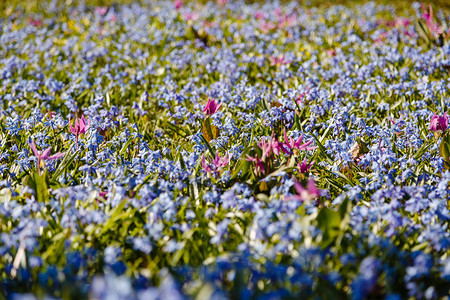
[95,7,108,16]
[30,140,64,174]
[283,129,316,152]
[286,179,321,202]
[429,112,448,132]
[202,152,231,175]
[297,159,314,174]
[174,0,183,10]
[203,99,222,116]
[246,154,265,176]
[69,114,90,148]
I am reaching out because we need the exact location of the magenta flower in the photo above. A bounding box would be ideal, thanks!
[421,3,443,37]
[95,7,108,16]
[270,135,289,156]
[69,115,89,135]
[254,11,264,19]
[174,0,183,10]
[257,138,272,160]
[211,151,231,168]
[286,179,321,202]
[201,155,214,173]
[246,154,265,176]
[269,55,290,66]
[297,159,315,174]
[203,99,222,116]
[283,129,316,152]
[430,112,448,132]
[259,20,276,33]
[202,152,231,175]
[69,115,90,148]
[29,18,42,27]
[30,140,64,174]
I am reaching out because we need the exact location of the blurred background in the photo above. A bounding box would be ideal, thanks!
[1,0,449,17]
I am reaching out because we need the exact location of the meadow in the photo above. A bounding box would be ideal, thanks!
[0,0,449,299]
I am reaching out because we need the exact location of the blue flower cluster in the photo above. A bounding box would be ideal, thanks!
[0,0,449,298]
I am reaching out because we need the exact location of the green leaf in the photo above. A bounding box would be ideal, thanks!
[317,199,352,248]
[317,207,341,248]
[52,145,79,183]
[338,198,352,221]
[26,171,49,203]
[414,142,429,160]
[311,133,333,164]
[200,134,216,157]
[439,138,450,161]
[101,200,128,234]
[119,137,134,156]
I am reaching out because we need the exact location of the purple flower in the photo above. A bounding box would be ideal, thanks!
[203,99,222,116]
[297,159,314,174]
[283,128,316,152]
[429,112,448,132]
[69,114,90,136]
[202,152,231,175]
[30,140,64,174]
[174,0,183,10]
[69,114,90,149]
[95,6,108,16]
[246,154,265,176]
[286,179,321,202]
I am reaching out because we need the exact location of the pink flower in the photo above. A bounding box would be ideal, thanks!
[184,12,199,21]
[326,49,336,57]
[274,8,282,17]
[254,11,264,19]
[421,3,443,37]
[69,114,90,149]
[257,138,272,160]
[174,0,183,10]
[246,154,265,176]
[395,17,411,27]
[283,129,316,152]
[259,20,276,33]
[210,151,231,169]
[202,152,231,175]
[297,159,314,174]
[69,114,90,135]
[277,13,297,29]
[29,18,42,27]
[270,135,289,156]
[30,140,64,174]
[430,112,449,132]
[269,55,290,66]
[202,155,214,173]
[286,179,321,202]
[95,7,108,16]
[404,30,415,37]
[203,99,222,116]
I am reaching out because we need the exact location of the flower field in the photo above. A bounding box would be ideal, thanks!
[0,0,450,299]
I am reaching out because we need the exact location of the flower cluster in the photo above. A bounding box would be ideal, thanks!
[0,0,449,299]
